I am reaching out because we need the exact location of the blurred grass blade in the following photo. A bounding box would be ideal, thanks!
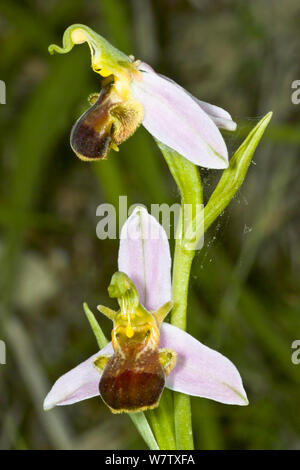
[194,400,223,450]
[98,0,132,52]
[2,314,73,449]
[2,48,89,307]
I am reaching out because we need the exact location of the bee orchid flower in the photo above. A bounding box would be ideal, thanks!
[44,207,248,412]
[49,24,236,169]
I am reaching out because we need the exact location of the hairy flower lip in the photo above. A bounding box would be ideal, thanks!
[70,82,118,161]
[44,207,248,412]
[70,80,144,161]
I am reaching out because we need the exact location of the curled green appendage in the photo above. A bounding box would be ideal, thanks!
[108,272,139,309]
[48,24,131,78]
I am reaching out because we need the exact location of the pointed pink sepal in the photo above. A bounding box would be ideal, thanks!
[43,342,113,410]
[161,323,248,406]
[118,206,172,311]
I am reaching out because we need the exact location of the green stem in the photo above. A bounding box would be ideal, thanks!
[129,413,160,450]
[158,142,203,450]
[171,241,195,330]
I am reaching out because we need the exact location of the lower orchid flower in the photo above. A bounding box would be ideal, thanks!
[49,24,236,169]
[44,207,248,413]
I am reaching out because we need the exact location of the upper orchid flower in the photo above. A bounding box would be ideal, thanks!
[44,207,248,413]
[49,24,237,169]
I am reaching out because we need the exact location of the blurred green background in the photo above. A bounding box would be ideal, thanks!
[0,0,299,450]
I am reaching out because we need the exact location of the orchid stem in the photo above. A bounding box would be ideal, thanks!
[158,141,203,450]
